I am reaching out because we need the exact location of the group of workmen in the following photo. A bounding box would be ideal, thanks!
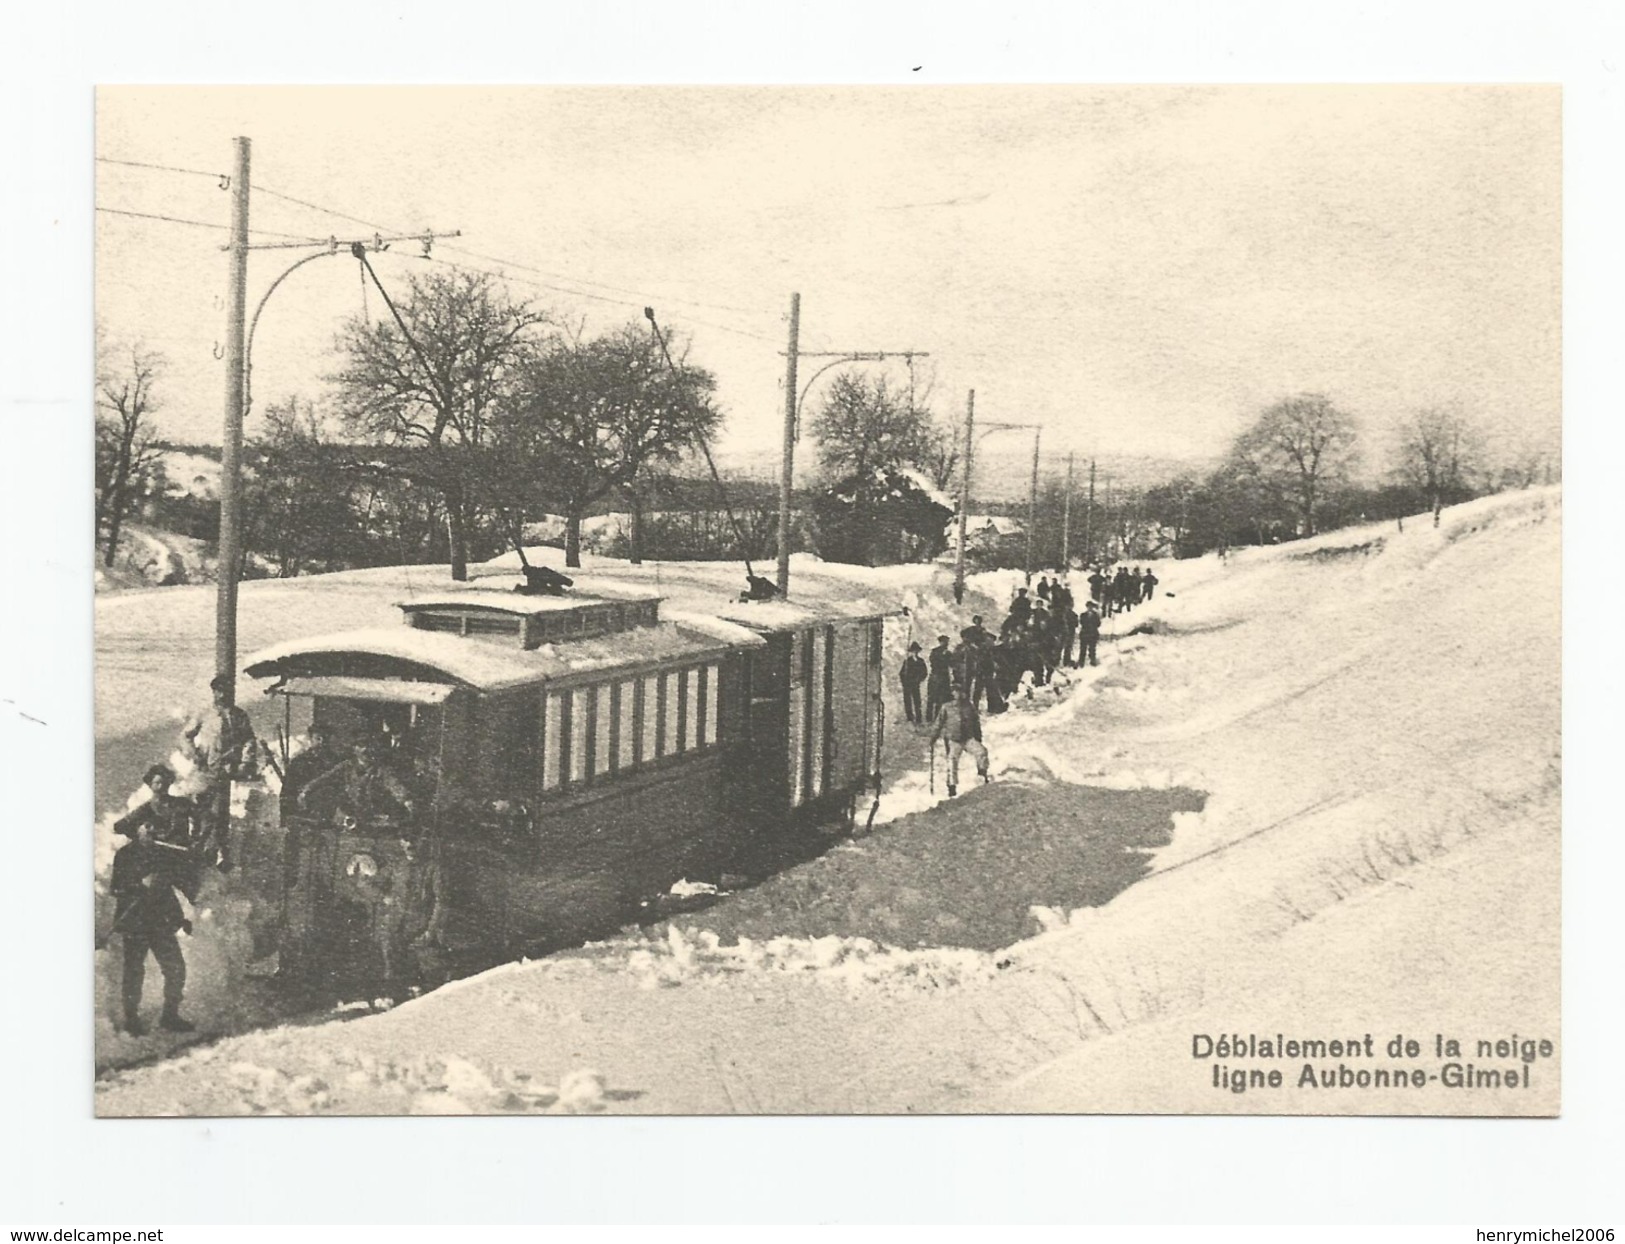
[896,565,1159,797]
[1087,564,1160,617]
[106,674,447,1037]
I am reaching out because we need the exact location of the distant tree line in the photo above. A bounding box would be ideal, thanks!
[97,282,1559,583]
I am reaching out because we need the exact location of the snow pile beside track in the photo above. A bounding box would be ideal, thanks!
[616,926,997,993]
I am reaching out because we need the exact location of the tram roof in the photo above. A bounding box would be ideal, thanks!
[244,617,760,694]
[394,585,661,615]
[470,557,898,629]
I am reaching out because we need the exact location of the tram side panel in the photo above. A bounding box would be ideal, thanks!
[437,656,752,953]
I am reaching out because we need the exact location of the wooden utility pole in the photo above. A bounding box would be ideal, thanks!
[216,136,251,704]
[1085,458,1096,567]
[776,292,800,594]
[1061,451,1074,571]
[953,389,975,604]
[1026,427,1041,583]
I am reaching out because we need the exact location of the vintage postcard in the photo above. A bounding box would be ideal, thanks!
[91,84,1561,1117]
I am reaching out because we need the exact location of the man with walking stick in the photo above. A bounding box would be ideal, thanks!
[928,687,990,799]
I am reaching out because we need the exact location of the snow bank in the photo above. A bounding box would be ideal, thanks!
[94,487,1562,1115]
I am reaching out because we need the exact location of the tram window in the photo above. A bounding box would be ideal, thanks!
[594,683,614,777]
[660,671,679,757]
[640,673,660,761]
[616,680,636,771]
[702,664,720,747]
[809,630,828,798]
[683,668,701,753]
[542,692,563,791]
[570,687,592,784]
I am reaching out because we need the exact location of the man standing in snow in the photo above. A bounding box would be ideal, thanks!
[181,674,259,868]
[899,641,927,725]
[925,635,954,722]
[1002,587,1033,636]
[114,763,200,852]
[1078,600,1102,667]
[928,688,989,798]
[1142,568,1158,601]
[108,808,198,1035]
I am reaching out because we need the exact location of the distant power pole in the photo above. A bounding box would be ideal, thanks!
[776,292,800,594]
[954,389,975,604]
[1061,451,1074,571]
[1026,427,1041,583]
[216,136,251,704]
[1085,458,1096,567]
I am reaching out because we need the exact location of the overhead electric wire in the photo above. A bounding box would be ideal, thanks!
[439,242,762,320]
[211,175,779,346]
[94,205,328,242]
[254,184,396,236]
[96,155,230,182]
[423,252,775,343]
[242,178,779,340]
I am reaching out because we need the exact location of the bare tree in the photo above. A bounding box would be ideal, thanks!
[331,268,546,580]
[1230,393,1359,538]
[1396,405,1481,525]
[811,373,933,482]
[95,342,166,568]
[495,322,721,568]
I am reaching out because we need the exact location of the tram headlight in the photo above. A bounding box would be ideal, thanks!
[344,852,379,879]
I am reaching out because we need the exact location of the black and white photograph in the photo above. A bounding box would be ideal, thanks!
[85,82,1565,1118]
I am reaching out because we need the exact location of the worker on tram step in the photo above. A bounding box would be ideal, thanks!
[109,795,200,1036]
[929,686,990,798]
[899,641,927,725]
[299,734,416,828]
[179,673,260,870]
[374,828,449,985]
[925,634,954,722]
[1078,600,1102,667]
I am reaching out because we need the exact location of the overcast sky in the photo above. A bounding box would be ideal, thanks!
[95,85,1560,493]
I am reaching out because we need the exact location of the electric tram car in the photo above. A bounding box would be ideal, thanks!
[230,575,891,986]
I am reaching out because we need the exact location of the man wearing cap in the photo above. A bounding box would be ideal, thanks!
[300,736,416,829]
[113,764,200,852]
[925,635,954,723]
[181,674,259,867]
[1079,600,1102,667]
[899,641,927,725]
[109,801,199,1035]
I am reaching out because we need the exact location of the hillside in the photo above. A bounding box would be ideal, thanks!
[92,488,1561,1115]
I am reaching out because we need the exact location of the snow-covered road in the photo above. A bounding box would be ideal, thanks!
[93,488,1562,1115]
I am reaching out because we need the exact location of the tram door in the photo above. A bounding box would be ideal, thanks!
[744,634,793,819]
[828,621,874,796]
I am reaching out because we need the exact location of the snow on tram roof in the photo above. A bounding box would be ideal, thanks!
[473,552,898,627]
[396,584,660,615]
[244,618,750,694]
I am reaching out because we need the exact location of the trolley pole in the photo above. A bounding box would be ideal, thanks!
[953,389,975,605]
[216,136,251,705]
[776,292,800,595]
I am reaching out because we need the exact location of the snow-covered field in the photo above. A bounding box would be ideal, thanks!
[92,488,1561,1115]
